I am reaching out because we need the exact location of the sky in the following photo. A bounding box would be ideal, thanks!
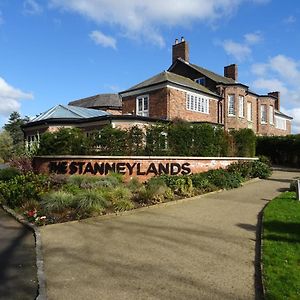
[0,0,300,132]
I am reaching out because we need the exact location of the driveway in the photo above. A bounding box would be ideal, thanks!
[40,170,300,300]
[0,208,37,300]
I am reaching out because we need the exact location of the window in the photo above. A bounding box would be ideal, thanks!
[136,95,149,117]
[239,96,244,118]
[269,106,274,124]
[275,117,286,130]
[261,104,267,123]
[228,95,235,116]
[247,102,252,121]
[195,77,206,86]
[186,92,209,114]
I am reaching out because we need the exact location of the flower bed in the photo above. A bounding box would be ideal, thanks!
[0,160,271,225]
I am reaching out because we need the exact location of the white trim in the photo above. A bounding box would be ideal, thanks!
[136,94,149,117]
[228,94,235,116]
[275,115,287,130]
[238,95,244,118]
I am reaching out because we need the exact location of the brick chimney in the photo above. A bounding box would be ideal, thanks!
[224,64,238,81]
[172,37,189,63]
[268,91,280,110]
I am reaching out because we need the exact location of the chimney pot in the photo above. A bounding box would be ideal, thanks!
[172,37,189,63]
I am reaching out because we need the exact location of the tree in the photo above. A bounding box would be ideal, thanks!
[4,112,29,146]
[0,130,14,162]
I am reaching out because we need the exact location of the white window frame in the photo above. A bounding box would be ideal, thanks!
[228,94,235,116]
[239,95,244,118]
[195,77,206,85]
[136,95,149,117]
[275,116,286,130]
[247,102,252,121]
[186,92,210,114]
[269,106,274,125]
[261,104,267,124]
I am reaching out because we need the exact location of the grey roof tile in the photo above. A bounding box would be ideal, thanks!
[68,94,121,108]
[121,71,219,97]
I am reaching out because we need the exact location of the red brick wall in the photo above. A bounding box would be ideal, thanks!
[122,87,219,123]
[122,88,168,119]
[33,156,258,182]
[168,88,219,123]
[223,86,258,132]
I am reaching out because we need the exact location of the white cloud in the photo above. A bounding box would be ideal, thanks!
[244,32,262,44]
[49,0,269,46]
[23,0,43,15]
[223,40,251,62]
[89,30,117,49]
[284,15,296,24]
[0,11,4,25]
[221,31,263,61]
[251,55,300,133]
[0,77,33,117]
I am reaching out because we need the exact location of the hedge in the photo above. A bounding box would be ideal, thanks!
[256,135,300,167]
[36,122,256,157]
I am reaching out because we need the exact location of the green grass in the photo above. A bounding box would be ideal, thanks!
[263,192,300,300]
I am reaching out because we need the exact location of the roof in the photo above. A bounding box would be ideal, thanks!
[120,70,219,97]
[275,110,293,120]
[168,58,236,85]
[68,94,121,108]
[29,105,110,123]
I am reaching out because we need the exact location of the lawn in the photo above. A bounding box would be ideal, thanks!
[262,191,300,300]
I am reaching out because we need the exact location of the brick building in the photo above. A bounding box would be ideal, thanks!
[23,38,292,145]
[120,37,292,136]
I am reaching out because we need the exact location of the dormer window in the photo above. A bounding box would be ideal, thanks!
[195,77,206,86]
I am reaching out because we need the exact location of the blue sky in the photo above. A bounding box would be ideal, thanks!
[0,0,300,132]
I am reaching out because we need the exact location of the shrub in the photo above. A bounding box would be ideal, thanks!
[0,172,50,208]
[67,175,86,187]
[0,167,20,182]
[37,128,93,155]
[250,161,272,179]
[127,177,143,193]
[137,177,173,204]
[258,155,272,167]
[230,128,256,157]
[109,186,134,212]
[206,169,242,189]
[49,174,68,189]
[9,154,33,173]
[190,173,216,192]
[42,191,76,213]
[75,190,109,214]
[226,162,253,179]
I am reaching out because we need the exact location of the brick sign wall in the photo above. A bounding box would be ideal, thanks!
[33,156,258,182]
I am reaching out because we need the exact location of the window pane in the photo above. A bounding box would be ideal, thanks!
[228,95,235,115]
[138,98,143,111]
[143,97,148,110]
[239,96,244,117]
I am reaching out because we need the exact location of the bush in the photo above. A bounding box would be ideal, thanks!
[226,162,253,179]
[230,128,256,157]
[0,172,50,208]
[250,161,272,179]
[75,190,109,214]
[0,167,20,181]
[256,135,300,167]
[42,191,76,213]
[190,173,216,192]
[109,186,134,212]
[206,169,243,189]
[127,177,143,193]
[9,154,33,173]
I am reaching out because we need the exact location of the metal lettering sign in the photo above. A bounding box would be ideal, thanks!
[48,161,192,176]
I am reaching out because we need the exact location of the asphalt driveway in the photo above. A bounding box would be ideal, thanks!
[40,170,300,300]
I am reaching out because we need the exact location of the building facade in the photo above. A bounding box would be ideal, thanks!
[23,38,292,146]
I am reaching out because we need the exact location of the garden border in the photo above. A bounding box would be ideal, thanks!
[0,204,47,300]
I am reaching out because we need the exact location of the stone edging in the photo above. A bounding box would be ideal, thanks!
[259,202,269,299]
[0,204,47,300]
